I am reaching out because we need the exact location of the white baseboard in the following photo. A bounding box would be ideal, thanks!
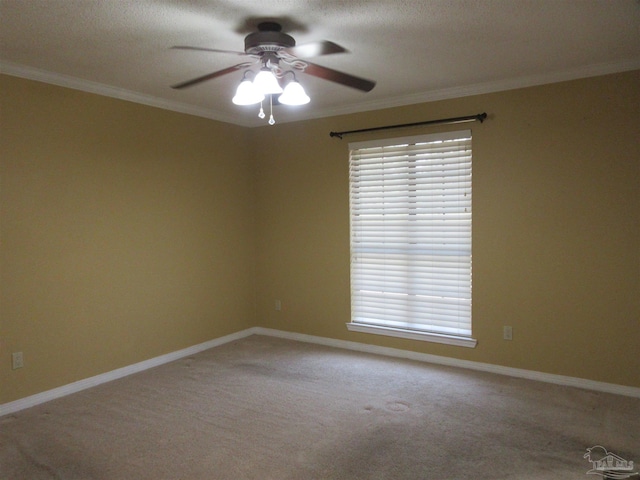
[0,328,257,417]
[253,327,640,399]
[2,326,638,416]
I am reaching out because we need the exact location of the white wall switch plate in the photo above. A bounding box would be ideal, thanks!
[503,326,513,340]
[12,351,24,369]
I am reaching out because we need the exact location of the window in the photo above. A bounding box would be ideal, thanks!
[347,130,476,348]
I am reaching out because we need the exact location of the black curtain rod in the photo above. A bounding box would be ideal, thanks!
[329,112,487,139]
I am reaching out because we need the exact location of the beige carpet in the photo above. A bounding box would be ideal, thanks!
[1,335,638,479]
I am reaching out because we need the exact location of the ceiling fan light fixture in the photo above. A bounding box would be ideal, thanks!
[278,79,310,106]
[253,68,283,95]
[232,77,265,105]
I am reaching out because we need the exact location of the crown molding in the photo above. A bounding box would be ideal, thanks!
[0,61,254,127]
[2,58,638,128]
[304,58,640,122]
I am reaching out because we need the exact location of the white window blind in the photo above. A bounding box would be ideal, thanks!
[349,130,473,343]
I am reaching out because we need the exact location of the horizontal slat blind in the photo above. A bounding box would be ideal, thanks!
[349,130,472,337]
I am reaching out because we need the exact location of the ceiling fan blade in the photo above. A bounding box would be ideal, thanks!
[283,41,347,58]
[302,62,376,92]
[171,63,253,89]
[171,46,248,56]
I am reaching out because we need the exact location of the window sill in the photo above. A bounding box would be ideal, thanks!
[346,323,477,348]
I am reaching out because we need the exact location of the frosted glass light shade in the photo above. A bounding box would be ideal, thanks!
[278,81,310,105]
[253,69,283,95]
[232,79,264,105]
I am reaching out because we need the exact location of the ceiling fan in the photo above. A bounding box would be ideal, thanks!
[170,21,376,93]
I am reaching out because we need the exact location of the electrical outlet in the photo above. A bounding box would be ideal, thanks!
[503,326,513,341]
[275,300,281,311]
[12,352,24,369]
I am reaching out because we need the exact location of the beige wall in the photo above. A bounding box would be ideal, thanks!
[253,70,640,388]
[2,70,639,405]
[1,75,257,403]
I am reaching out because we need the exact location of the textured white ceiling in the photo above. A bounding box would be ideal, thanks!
[1,0,639,127]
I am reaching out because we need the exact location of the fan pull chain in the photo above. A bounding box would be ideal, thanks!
[258,101,265,119]
[268,95,275,125]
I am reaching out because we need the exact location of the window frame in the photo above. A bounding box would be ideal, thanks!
[347,129,477,348]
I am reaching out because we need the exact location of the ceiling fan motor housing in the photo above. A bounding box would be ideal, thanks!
[171,20,375,93]
[244,22,295,54]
